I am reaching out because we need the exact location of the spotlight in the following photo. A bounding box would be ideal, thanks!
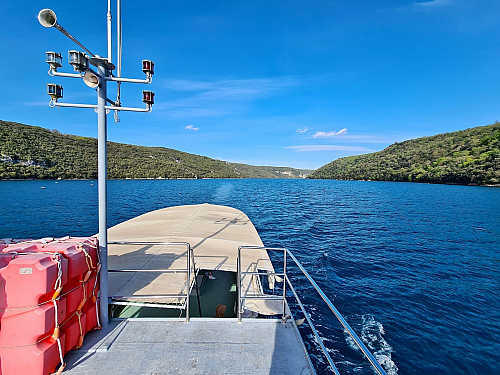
[142,90,155,105]
[47,83,63,100]
[68,50,88,72]
[46,51,62,71]
[142,60,154,76]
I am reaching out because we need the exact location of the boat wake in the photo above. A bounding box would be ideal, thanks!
[213,182,234,202]
[345,314,398,375]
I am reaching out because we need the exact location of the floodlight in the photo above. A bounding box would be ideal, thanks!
[142,60,154,76]
[142,90,155,105]
[47,83,63,100]
[46,51,62,71]
[68,50,88,72]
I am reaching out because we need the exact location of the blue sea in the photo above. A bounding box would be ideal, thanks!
[1,179,499,374]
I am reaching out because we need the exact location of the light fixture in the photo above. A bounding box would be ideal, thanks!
[142,90,155,105]
[68,50,88,72]
[142,60,154,76]
[46,51,62,71]
[47,83,63,100]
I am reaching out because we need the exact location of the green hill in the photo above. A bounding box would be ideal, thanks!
[309,123,500,185]
[0,120,311,180]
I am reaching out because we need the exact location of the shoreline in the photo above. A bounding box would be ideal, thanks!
[1,177,498,187]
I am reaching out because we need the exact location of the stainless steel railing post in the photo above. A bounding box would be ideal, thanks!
[237,246,242,322]
[191,247,202,318]
[282,248,287,322]
[186,243,190,322]
[286,274,340,375]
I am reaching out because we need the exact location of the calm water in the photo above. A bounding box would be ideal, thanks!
[1,179,499,374]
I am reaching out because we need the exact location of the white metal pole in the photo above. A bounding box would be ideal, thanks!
[116,0,122,106]
[97,62,109,327]
[107,0,112,63]
[117,0,122,78]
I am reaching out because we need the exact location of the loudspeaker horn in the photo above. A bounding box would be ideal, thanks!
[38,9,58,28]
[37,8,95,57]
[83,71,100,88]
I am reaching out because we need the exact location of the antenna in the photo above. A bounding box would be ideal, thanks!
[38,3,155,331]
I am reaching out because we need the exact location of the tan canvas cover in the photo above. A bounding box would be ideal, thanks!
[106,203,282,315]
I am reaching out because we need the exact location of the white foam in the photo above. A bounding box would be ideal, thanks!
[344,314,399,375]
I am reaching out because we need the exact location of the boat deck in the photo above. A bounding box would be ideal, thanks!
[69,204,313,374]
[62,319,313,374]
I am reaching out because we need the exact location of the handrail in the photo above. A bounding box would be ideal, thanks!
[190,246,203,317]
[237,245,387,375]
[108,269,190,273]
[108,241,190,246]
[237,246,287,322]
[285,250,386,375]
[285,273,340,375]
[107,241,199,321]
[111,294,189,299]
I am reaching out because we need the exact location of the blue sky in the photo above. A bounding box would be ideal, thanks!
[1,0,500,169]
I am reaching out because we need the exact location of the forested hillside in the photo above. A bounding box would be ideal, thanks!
[0,121,310,179]
[309,123,500,185]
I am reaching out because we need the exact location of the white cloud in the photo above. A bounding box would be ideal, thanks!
[161,108,227,118]
[157,77,301,118]
[414,0,451,8]
[164,78,298,103]
[312,128,348,138]
[391,0,453,12]
[165,77,298,94]
[296,127,310,134]
[185,124,200,131]
[286,145,373,152]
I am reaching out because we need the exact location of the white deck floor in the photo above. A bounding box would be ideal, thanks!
[63,319,314,374]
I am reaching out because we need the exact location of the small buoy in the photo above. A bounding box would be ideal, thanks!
[55,181,58,184]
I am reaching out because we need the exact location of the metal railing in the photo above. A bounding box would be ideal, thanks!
[237,246,287,322]
[108,241,201,321]
[237,246,387,375]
